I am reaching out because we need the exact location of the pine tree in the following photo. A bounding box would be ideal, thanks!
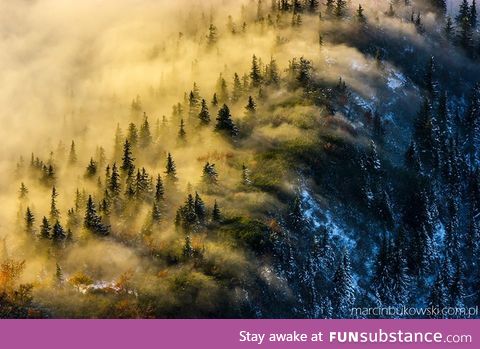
[232,73,243,102]
[84,195,109,236]
[331,250,356,317]
[52,221,66,243]
[308,0,319,13]
[449,260,465,310]
[155,174,165,202]
[68,141,77,165]
[250,55,262,88]
[55,263,63,285]
[25,207,35,235]
[334,0,347,18]
[325,0,335,15]
[40,217,51,239]
[109,163,122,197]
[207,23,218,47]
[216,74,229,103]
[188,83,201,118]
[194,192,207,224]
[444,16,454,39]
[428,273,448,318]
[165,153,178,183]
[202,162,219,186]
[178,119,187,143]
[212,200,221,222]
[215,104,239,137]
[471,0,478,28]
[151,202,162,223]
[457,0,471,25]
[266,56,280,86]
[113,124,124,161]
[139,114,152,148]
[288,195,304,231]
[211,93,219,108]
[50,186,60,222]
[423,57,437,99]
[183,235,193,258]
[356,4,366,23]
[297,57,312,89]
[85,158,97,178]
[198,99,211,125]
[465,83,480,167]
[127,123,139,147]
[19,182,28,200]
[245,96,256,115]
[121,139,135,175]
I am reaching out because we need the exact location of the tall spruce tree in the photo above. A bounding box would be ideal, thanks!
[215,104,239,137]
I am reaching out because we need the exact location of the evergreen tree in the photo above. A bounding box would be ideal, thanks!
[50,186,60,222]
[211,93,219,108]
[183,235,193,258]
[212,200,221,222]
[449,260,465,310]
[198,99,211,125]
[121,139,135,175]
[288,195,305,231]
[334,0,347,18]
[155,174,165,202]
[202,162,219,186]
[307,0,319,13]
[19,182,28,200]
[40,217,51,239]
[250,55,262,88]
[232,73,243,102]
[245,96,256,115]
[444,16,454,39]
[85,158,97,178]
[471,0,478,28]
[178,119,187,143]
[151,202,162,223]
[216,74,229,103]
[24,207,35,235]
[297,57,312,89]
[55,263,63,285]
[165,153,178,183]
[331,250,356,317]
[356,4,366,23]
[194,192,207,224]
[113,124,124,161]
[457,0,471,25]
[465,83,480,167]
[109,163,122,197]
[139,114,153,148]
[428,273,448,318]
[215,104,239,137]
[423,57,437,99]
[68,141,77,165]
[127,123,139,147]
[52,221,66,243]
[84,195,109,236]
[325,0,335,15]
[207,23,218,46]
[265,57,280,86]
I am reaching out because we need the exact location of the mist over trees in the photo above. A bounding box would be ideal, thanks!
[1,0,480,318]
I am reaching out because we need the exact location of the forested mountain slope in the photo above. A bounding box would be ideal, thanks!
[1,0,480,318]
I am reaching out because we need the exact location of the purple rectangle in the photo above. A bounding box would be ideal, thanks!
[0,320,478,349]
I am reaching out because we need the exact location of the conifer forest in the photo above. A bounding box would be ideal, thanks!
[1,0,480,318]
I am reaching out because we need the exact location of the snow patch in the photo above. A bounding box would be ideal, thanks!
[387,70,407,90]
